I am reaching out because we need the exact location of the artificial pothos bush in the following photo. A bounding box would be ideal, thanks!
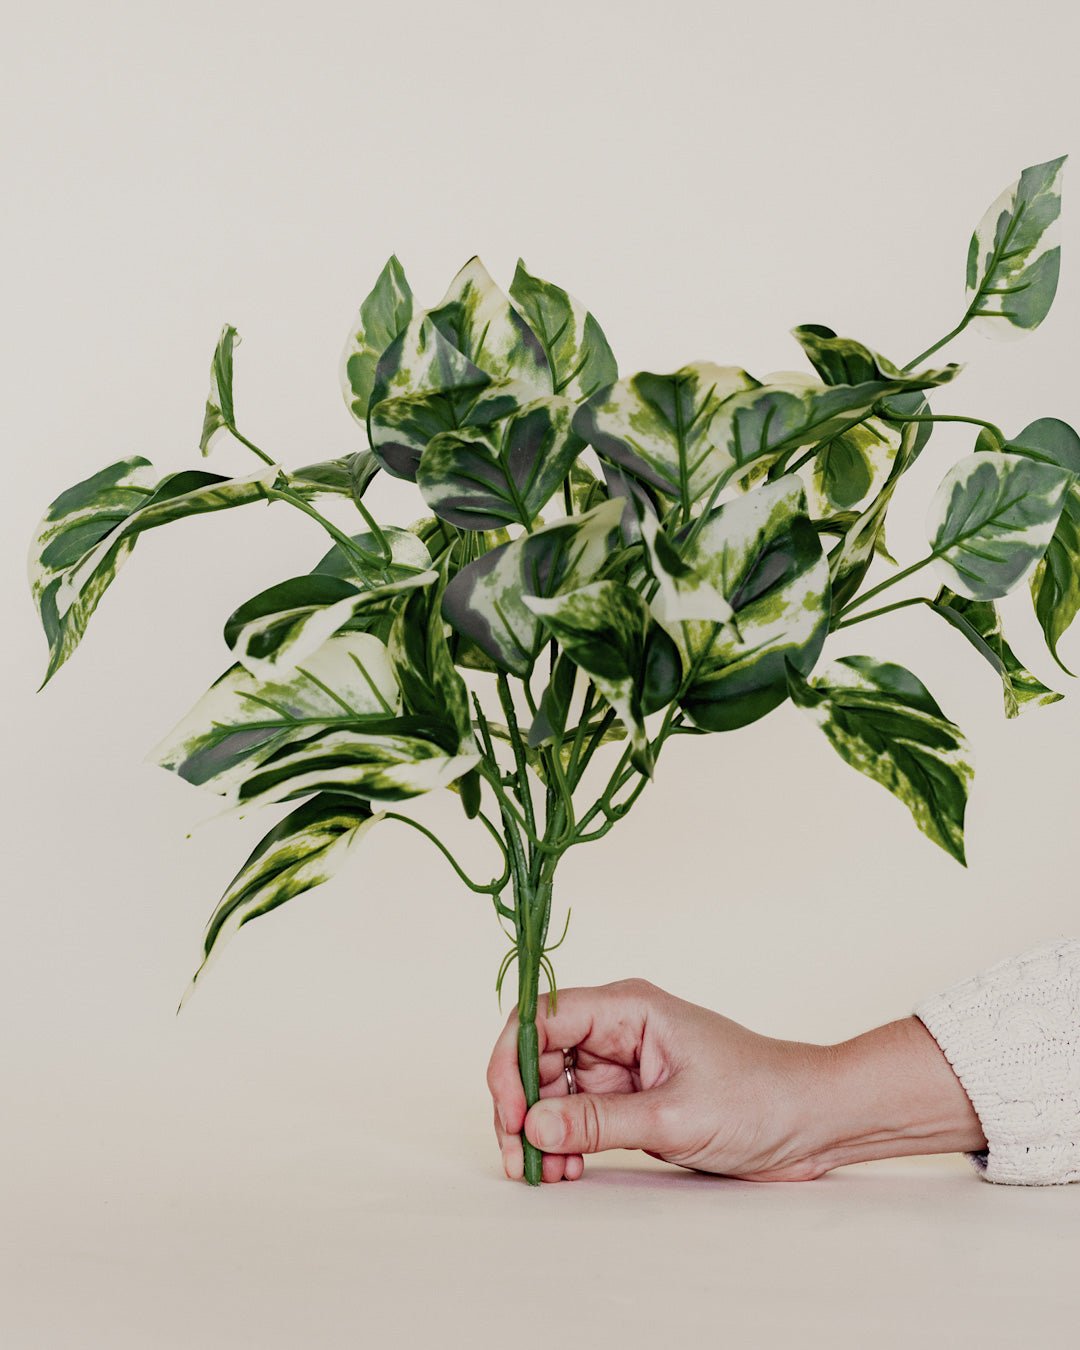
[31,156,1076,1183]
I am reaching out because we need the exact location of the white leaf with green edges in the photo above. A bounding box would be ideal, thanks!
[183,793,385,1003]
[787,656,973,864]
[930,588,1062,718]
[417,395,584,530]
[29,458,279,686]
[524,580,681,775]
[340,256,414,424]
[149,630,401,798]
[441,497,624,676]
[673,476,830,731]
[966,156,1067,338]
[508,260,617,399]
[225,571,437,680]
[927,451,1073,600]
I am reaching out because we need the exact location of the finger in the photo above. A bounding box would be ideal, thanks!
[486,1010,528,1135]
[525,1086,669,1157]
[542,1150,568,1183]
[494,1103,523,1181]
[532,983,651,1063]
[538,1049,570,1085]
[487,982,654,1135]
[565,1153,585,1181]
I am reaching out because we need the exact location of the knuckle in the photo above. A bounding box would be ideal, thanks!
[581,1096,603,1153]
[648,1097,682,1148]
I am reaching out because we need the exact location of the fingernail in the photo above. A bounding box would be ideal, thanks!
[533,1110,562,1151]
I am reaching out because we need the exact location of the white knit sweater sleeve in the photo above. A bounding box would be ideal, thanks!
[913,937,1080,1185]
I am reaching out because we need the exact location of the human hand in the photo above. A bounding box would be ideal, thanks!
[486,978,986,1182]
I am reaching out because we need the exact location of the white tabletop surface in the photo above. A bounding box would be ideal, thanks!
[5,1083,1078,1350]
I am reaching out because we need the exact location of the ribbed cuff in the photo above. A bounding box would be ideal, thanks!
[913,938,1080,1186]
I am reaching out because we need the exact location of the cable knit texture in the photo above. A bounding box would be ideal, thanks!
[914,937,1080,1185]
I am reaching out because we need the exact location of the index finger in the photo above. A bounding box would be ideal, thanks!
[485,982,650,1133]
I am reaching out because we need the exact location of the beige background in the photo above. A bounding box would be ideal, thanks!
[4,0,1080,1344]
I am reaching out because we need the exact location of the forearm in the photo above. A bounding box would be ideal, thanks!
[795,1017,987,1176]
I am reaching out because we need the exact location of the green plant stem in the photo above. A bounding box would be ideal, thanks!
[837,555,935,617]
[382,812,511,906]
[265,487,388,576]
[903,320,969,372]
[831,596,928,631]
[884,411,1005,444]
[230,423,391,577]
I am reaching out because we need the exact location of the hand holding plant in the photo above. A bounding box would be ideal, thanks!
[30,156,1074,1184]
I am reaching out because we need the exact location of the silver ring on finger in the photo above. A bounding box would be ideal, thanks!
[563,1047,578,1095]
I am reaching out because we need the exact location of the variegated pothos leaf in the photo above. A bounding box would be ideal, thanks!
[200,324,239,455]
[984,417,1080,673]
[149,630,402,798]
[523,581,680,775]
[787,656,973,864]
[417,396,584,530]
[670,476,831,731]
[184,793,385,1003]
[340,256,414,424]
[928,451,1073,600]
[29,458,279,687]
[966,156,1067,338]
[508,260,617,400]
[440,497,625,676]
[929,588,1062,718]
[224,571,437,680]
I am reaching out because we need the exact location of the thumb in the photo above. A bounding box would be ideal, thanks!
[525,1090,662,1156]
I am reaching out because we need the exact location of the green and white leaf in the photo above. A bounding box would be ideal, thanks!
[311,527,432,583]
[340,256,414,424]
[966,156,1067,338]
[674,476,830,731]
[509,260,617,399]
[29,458,279,686]
[426,257,550,391]
[792,324,959,391]
[230,729,479,811]
[573,363,760,511]
[930,588,1062,718]
[200,324,239,455]
[184,793,385,1003]
[417,396,584,530]
[388,555,473,750]
[825,409,929,611]
[225,570,437,680]
[369,377,537,482]
[524,581,681,775]
[788,656,973,864]
[927,451,1073,600]
[636,510,733,660]
[149,630,401,797]
[711,366,954,491]
[290,450,380,507]
[985,417,1080,673]
[441,497,624,676]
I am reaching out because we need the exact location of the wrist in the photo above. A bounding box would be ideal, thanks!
[793,1017,987,1177]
